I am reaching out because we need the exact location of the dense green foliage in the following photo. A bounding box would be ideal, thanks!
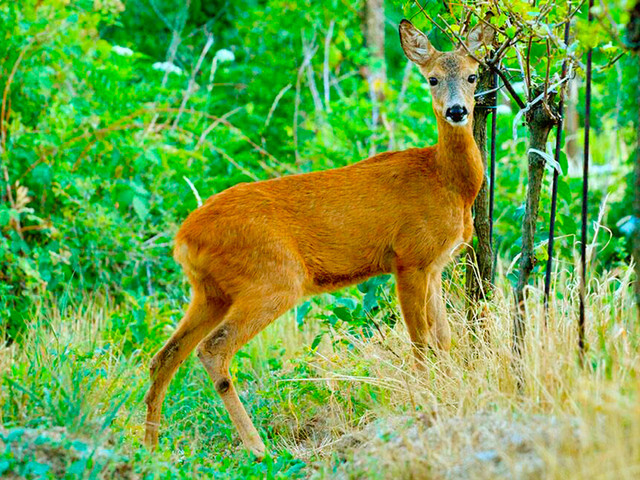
[1,0,637,333]
[1,0,639,478]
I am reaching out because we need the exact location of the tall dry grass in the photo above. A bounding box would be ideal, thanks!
[1,258,638,479]
[290,260,640,479]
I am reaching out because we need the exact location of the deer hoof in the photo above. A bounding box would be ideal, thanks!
[248,441,266,461]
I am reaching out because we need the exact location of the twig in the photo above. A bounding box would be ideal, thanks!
[492,67,526,109]
[329,70,359,87]
[437,14,484,63]
[542,38,553,118]
[210,145,260,181]
[264,83,292,130]
[2,166,22,238]
[172,33,214,131]
[196,106,243,149]
[294,39,319,164]
[303,33,323,114]
[60,105,294,174]
[146,263,154,296]
[183,176,203,207]
[143,35,181,138]
[489,26,522,63]
[413,0,455,44]
[368,72,379,132]
[596,51,626,71]
[143,0,191,138]
[397,61,413,114]
[381,113,395,151]
[525,37,533,98]
[323,20,335,111]
[1,42,32,154]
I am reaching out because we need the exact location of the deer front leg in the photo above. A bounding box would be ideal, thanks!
[395,265,430,367]
[427,269,451,351]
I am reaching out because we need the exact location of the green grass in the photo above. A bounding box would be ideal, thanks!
[2,259,639,479]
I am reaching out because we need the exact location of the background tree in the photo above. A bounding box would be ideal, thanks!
[365,0,387,104]
[466,65,496,334]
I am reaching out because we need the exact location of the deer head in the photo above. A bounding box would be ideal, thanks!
[399,19,495,127]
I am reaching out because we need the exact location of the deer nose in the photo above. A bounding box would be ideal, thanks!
[446,105,468,123]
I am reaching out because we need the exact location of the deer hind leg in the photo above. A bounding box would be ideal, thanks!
[395,265,430,367]
[144,293,229,449]
[427,269,451,351]
[196,288,300,459]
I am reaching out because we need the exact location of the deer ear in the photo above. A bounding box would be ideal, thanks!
[399,19,436,66]
[465,21,495,57]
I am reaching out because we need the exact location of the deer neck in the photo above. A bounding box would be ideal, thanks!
[434,115,484,205]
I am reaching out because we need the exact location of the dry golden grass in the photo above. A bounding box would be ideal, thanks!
[264,260,640,479]
[1,259,638,479]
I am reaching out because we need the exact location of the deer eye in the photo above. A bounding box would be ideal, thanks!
[467,74,477,84]
[428,77,438,86]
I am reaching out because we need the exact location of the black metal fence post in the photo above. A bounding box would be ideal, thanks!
[579,0,594,363]
[544,21,571,317]
[489,69,498,274]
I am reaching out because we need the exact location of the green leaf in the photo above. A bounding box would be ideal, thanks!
[557,179,572,206]
[310,333,324,351]
[296,301,311,327]
[363,290,378,313]
[0,208,10,227]
[335,297,357,310]
[131,196,149,220]
[333,306,352,322]
[31,163,53,186]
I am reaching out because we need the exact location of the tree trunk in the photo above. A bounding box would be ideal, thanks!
[365,0,386,100]
[513,95,557,357]
[466,67,494,334]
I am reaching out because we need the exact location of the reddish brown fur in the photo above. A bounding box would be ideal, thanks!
[144,19,492,459]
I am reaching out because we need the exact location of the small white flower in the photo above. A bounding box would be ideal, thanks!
[112,45,134,57]
[152,62,183,76]
[214,49,235,64]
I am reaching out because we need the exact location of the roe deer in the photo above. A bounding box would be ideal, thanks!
[144,19,494,459]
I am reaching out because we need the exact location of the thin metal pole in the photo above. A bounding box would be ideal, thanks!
[489,69,498,281]
[579,0,594,363]
[544,21,571,316]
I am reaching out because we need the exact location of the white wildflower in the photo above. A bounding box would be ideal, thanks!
[152,62,183,76]
[214,49,235,64]
[112,45,134,57]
